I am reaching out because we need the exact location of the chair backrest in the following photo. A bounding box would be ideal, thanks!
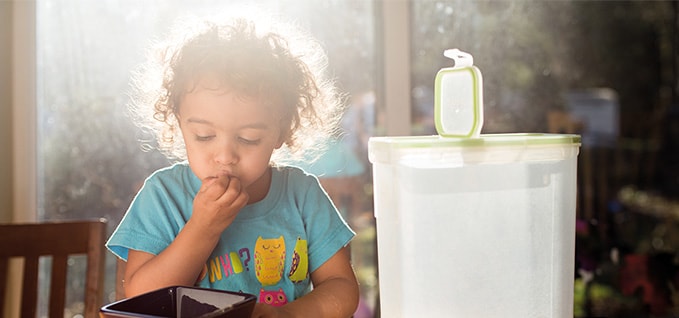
[0,219,107,318]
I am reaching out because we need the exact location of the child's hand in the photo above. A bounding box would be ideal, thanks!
[191,175,249,235]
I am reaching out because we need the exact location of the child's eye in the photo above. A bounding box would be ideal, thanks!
[195,135,214,142]
[239,137,261,145]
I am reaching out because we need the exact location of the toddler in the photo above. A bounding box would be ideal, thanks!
[106,13,359,318]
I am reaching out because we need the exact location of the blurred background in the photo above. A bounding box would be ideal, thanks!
[1,1,678,317]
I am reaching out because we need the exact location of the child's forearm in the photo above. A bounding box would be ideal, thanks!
[256,246,359,318]
[124,219,221,297]
[283,276,360,318]
[252,275,359,318]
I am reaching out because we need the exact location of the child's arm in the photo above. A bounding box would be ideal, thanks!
[252,246,359,318]
[123,175,249,297]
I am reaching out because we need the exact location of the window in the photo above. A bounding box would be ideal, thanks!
[35,0,379,315]
[15,1,677,317]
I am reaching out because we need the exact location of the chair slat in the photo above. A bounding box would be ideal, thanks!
[85,222,106,315]
[49,254,68,318]
[20,255,39,318]
[0,258,7,315]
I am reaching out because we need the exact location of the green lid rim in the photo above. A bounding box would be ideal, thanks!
[369,133,582,149]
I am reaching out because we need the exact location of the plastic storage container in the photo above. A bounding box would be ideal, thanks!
[369,133,580,318]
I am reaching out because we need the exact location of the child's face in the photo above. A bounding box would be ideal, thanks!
[178,82,284,202]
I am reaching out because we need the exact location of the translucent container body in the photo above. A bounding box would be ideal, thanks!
[368,134,580,318]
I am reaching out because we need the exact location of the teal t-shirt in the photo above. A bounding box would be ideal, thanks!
[106,162,355,305]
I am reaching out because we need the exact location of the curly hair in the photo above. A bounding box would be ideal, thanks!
[128,14,344,163]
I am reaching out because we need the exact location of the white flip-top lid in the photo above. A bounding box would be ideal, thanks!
[434,49,484,138]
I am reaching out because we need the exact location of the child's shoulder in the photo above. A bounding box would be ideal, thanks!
[149,161,191,177]
[143,161,197,189]
[273,164,318,181]
[272,164,323,191]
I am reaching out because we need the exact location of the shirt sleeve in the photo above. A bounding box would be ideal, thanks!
[106,176,188,261]
[293,170,356,273]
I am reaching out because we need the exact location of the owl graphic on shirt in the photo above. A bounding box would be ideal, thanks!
[254,236,286,286]
[288,237,309,283]
[259,288,288,307]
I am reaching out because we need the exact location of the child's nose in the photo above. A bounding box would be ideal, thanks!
[214,142,238,165]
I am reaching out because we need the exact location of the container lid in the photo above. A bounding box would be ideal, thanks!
[434,49,484,138]
[370,133,581,149]
[368,133,582,165]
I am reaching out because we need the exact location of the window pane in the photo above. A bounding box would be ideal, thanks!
[37,0,377,315]
[412,0,673,134]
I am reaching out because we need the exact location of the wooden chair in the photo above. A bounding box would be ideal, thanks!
[0,219,107,318]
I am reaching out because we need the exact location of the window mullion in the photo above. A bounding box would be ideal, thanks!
[379,0,412,136]
[12,0,37,222]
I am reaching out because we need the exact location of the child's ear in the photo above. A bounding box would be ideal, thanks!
[275,138,285,149]
[275,130,288,149]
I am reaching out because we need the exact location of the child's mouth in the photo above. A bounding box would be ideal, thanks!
[216,172,233,179]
